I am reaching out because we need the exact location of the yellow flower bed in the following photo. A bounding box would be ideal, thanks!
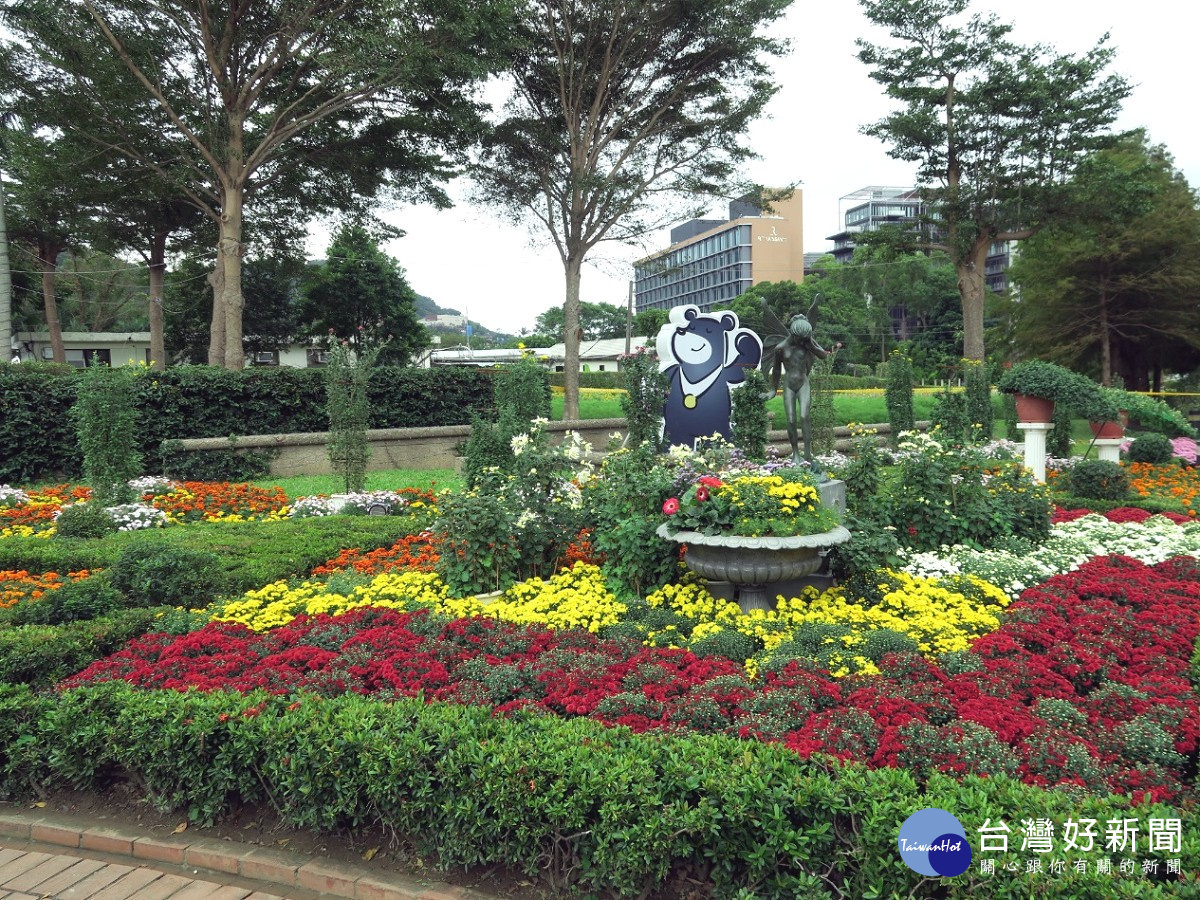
[646,570,1011,676]
[212,563,621,634]
[443,564,624,632]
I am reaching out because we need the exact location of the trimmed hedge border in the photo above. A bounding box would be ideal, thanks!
[0,364,503,484]
[0,684,1193,898]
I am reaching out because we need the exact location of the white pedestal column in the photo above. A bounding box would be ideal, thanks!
[1092,438,1125,464]
[1016,422,1054,484]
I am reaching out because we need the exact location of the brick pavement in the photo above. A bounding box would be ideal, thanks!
[0,809,492,900]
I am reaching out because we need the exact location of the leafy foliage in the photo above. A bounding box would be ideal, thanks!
[619,346,668,450]
[858,0,1132,359]
[1066,460,1131,501]
[299,223,429,365]
[884,350,915,442]
[325,341,382,492]
[71,363,142,505]
[730,367,770,460]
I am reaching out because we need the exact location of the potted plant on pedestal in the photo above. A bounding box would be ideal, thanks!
[997,360,1076,422]
[656,467,849,612]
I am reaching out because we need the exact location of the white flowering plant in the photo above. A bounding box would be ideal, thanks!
[104,502,170,532]
[0,485,29,508]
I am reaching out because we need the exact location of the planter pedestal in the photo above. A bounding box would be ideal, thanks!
[1092,437,1124,464]
[656,524,852,613]
[1016,422,1053,484]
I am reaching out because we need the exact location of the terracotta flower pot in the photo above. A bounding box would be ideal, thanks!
[1014,393,1055,423]
[1089,420,1124,439]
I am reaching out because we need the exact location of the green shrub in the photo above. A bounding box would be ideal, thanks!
[690,627,760,661]
[108,544,229,608]
[1048,402,1073,459]
[325,341,381,492]
[0,608,163,688]
[4,574,122,626]
[494,353,551,422]
[884,350,915,443]
[963,360,993,441]
[54,503,117,539]
[1066,459,1131,501]
[619,346,667,450]
[930,389,969,445]
[730,367,769,460]
[70,363,142,505]
[1127,432,1174,464]
[808,356,837,455]
[4,685,1193,898]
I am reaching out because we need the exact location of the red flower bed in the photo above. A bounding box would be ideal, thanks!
[1052,505,1192,525]
[64,556,1200,803]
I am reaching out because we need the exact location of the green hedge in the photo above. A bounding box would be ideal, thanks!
[0,609,164,689]
[0,364,497,484]
[0,685,1191,898]
[0,517,420,595]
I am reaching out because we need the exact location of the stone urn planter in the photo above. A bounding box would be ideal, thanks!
[656,523,852,613]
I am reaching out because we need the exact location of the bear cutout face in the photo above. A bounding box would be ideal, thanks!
[671,311,735,371]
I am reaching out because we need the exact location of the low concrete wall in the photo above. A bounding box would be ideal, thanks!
[167,419,929,477]
[169,419,631,477]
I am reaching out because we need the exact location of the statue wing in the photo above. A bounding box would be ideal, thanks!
[762,299,790,340]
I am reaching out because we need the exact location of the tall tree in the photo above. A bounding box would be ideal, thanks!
[298,222,429,365]
[0,128,96,362]
[473,0,792,419]
[856,0,1131,361]
[1008,134,1200,390]
[2,0,509,369]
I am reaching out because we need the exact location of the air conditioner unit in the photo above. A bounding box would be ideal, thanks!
[254,351,276,363]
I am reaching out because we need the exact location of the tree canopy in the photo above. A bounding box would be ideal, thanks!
[532,301,628,343]
[472,0,792,418]
[1,0,510,368]
[298,223,429,365]
[857,0,1132,361]
[1007,133,1200,391]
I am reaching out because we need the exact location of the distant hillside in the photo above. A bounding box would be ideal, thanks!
[414,294,460,318]
[413,294,514,345]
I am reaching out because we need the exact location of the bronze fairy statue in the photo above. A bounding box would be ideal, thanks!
[759,295,841,468]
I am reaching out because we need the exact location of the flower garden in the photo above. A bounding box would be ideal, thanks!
[2,423,1200,897]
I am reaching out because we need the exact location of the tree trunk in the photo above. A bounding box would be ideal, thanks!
[219,183,246,370]
[562,255,583,420]
[957,241,989,361]
[38,239,65,364]
[148,227,167,371]
[1097,280,1112,386]
[207,262,225,365]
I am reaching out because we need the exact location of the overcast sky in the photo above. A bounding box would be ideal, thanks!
[306,0,1200,336]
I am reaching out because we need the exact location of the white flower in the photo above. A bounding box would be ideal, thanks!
[510,433,532,455]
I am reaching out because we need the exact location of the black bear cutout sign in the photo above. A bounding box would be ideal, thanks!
[655,305,763,449]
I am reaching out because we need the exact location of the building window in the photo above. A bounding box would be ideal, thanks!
[251,350,280,366]
[306,348,331,367]
[54,348,112,368]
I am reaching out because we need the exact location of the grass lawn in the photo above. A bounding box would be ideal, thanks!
[554,385,957,427]
[251,469,462,499]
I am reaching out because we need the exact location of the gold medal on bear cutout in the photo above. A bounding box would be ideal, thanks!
[683,394,697,409]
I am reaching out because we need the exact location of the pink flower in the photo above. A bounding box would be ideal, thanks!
[695,486,709,502]
[663,497,680,515]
